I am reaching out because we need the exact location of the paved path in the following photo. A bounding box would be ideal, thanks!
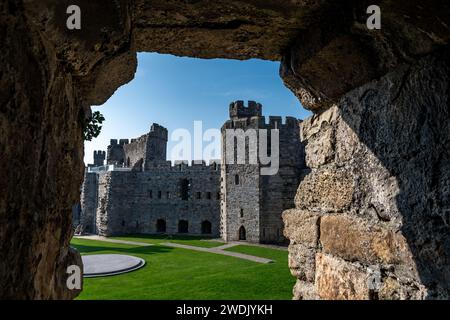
[161,242,273,264]
[74,235,153,247]
[204,239,288,251]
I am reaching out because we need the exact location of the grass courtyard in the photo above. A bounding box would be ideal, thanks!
[71,235,294,300]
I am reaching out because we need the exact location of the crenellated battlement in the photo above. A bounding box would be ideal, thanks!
[229,100,262,119]
[144,159,221,172]
[222,115,299,131]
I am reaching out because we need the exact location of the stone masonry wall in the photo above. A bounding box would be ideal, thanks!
[283,49,450,300]
[96,162,221,237]
[79,172,98,234]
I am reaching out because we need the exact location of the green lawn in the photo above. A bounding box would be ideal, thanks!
[110,234,225,248]
[71,237,294,300]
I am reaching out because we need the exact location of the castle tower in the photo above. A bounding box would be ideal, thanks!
[221,101,264,243]
[107,139,126,166]
[146,123,168,162]
[221,100,304,244]
[93,150,106,167]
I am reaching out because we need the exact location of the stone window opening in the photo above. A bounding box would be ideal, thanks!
[121,220,125,227]
[217,192,220,200]
[201,220,212,234]
[156,219,166,233]
[166,191,170,199]
[235,174,239,185]
[158,191,162,199]
[196,192,201,199]
[240,208,244,218]
[178,220,189,233]
[239,226,246,241]
[206,192,211,200]
[149,190,152,198]
[180,178,189,200]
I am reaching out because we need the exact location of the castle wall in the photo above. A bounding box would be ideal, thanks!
[79,172,98,234]
[96,162,221,237]
[123,135,147,169]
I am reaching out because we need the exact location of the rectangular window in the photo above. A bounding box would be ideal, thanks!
[206,192,211,200]
[149,190,153,198]
[217,192,220,200]
[158,191,162,199]
[166,191,170,199]
[196,192,201,199]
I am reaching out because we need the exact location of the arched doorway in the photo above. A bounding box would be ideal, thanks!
[178,220,189,233]
[156,219,166,233]
[201,220,212,234]
[238,226,246,240]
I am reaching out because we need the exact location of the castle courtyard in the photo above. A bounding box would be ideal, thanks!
[71,235,293,300]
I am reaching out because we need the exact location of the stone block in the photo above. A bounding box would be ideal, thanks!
[300,106,338,141]
[288,243,316,282]
[282,209,319,247]
[304,125,335,168]
[295,168,354,212]
[320,215,402,264]
[293,280,319,300]
[315,253,370,300]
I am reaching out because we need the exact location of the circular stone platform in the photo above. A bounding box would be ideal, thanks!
[82,254,145,278]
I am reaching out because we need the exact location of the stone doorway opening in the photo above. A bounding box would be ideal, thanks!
[239,226,246,241]
[156,219,166,233]
[178,220,189,233]
[201,220,212,234]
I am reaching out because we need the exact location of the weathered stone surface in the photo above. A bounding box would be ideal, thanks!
[320,215,401,264]
[288,243,316,282]
[288,49,450,300]
[282,209,319,247]
[295,168,354,212]
[281,1,450,111]
[293,280,319,300]
[378,277,426,300]
[315,253,370,300]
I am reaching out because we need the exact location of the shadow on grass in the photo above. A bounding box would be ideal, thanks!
[72,243,174,256]
[116,233,216,241]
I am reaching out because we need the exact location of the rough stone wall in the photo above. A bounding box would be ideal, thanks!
[122,123,168,170]
[96,162,221,237]
[259,118,304,243]
[283,49,450,300]
[221,102,304,243]
[123,135,147,169]
[79,172,98,234]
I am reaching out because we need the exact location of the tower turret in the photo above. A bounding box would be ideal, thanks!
[93,150,106,166]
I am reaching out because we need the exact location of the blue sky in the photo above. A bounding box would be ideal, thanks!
[84,52,311,165]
